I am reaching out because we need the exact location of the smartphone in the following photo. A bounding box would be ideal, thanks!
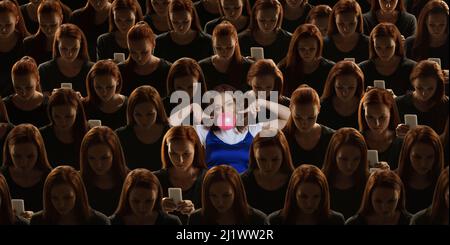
[60,83,73,89]
[428,58,441,66]
[367,150,379,168]
[114,53,126,63]
[168,188,183,205]
[373,80,386,89]
[88,120,102,128]
[250,47,264,60]
[404,114,418,129]
[11,199,25,215]
[344,58,355,62]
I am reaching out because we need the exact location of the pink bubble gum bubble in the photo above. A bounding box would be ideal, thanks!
[217,112,235,131]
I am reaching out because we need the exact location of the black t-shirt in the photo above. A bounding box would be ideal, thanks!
[20,4,39,35]
[363,134,403,170]
[118,59,172,97]
[281,3,313,34]
[240,169,290,215]
[23,35,53,66]
[322,33,369,64]
[154,32,213,63]
[317,97,359,130]
[410,208,434,225]
[0,36,25,97]
[97,32,129,61]
[85,183,123,217]
[83,98,128,130]
[3,95,50,128]
[38,59,94,97]
[143,15,169,36]
[405,183,435,214]
[188,207,267,225]
[283,125,335,168]
[109,211,182,225]
[358,57,417,96]
[30,209,111,225]
[405,36,449,70]
[267,209,345,225]
[115,124,169,171]
[204,17,249,35]
[363,10,417,39]
[39,125,81,169]
[345,210,412,225]
[329,184,365,219]
[194,1,221,28]
[238,29,292,64]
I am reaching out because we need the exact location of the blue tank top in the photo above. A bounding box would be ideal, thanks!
[205,130,254,173]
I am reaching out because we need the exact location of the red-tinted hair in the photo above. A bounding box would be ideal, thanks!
[0,97,9,123]
[0,174,15,224]
[0,0,29,38]
[247,0,283,34]
[109,0,144,32]
[166,57,207,95]
[358,88,400,132]
[306,4,332,23]
[11,56,42,92]
[53,23,90,61]
[85,59,123,107]
[410,60,447,106]
[321,60,364,100]
[218,0,252,17]
[247,59,284,95]
[327,0,364,37]
[430,167,449,224]
[126,85,169,126]
[168,0,203,32]
[368,23,405,59]
[370,0,406,12]
[125,21,156,67]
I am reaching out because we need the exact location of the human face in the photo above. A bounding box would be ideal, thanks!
[221,0,243,21]
[427,13,448,38]
[213,92,235,116]
[114,9,136,34]
[51,105,77,130]
[38,12,61,38]
[58,37,81,62]
[291,104,319,133]
[410,142,435,176]
[371,186,400,217]
[170,11,192,34]
[412,76,437,103]
[173,75,197,99]
[209,181,235,214]
[251,75,275,98]
[129,187,158,217]
[213,35,236,60]
[378,0,398,13]
[0,12,17,39]
[94,74,118,103]
[87,144,113,176]
[311,16,328,37]
[336,144,361,177]
[256,8,279,33]
[128,39,153,66]
[51,183,77,216]
[334,75,357,102]
[89,0,109,12]
[13,74,38,100]
[374,36,396,61]
[9,143,38,172]
[296,182,321,215]
[336,12,358,37]
[364,104,390,134]
[297,37,318,63]
[151,0,170,16]
[133,102,157,128]
[285,0,305,8]
[255,145,283,176]
[168,139,195,170]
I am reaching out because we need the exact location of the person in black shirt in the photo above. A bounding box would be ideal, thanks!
[0,124,52,213]
[397,126,444,214]
[280,0,313,33]
[116,85,169,171]
[4,57,50,128]
[405,1,449,70]
[359,23,416,96]
[80,126,129,216]
[84,60,128,130]
[40,88,88,169]
[204,0,251,35]
[0,99,13,165]
[238,0,291,64]
[345,170,412,225]
[110,168,182,225]
[267,164,345,225]
[20,0,71,35]
[188,165,267,225]
[322,128,369,219]
[0,173,29,225]
[194,0,220,28]
[154,0,213,62]
[119,21,171,96]
[306,4,332,38]
[30,166,110,225]
[318,61,364,130]
[241,129,294,215]
[323,0,369,64]
[144,0,171,35]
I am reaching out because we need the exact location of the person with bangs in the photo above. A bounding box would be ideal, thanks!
[154,126,206,224]
[38,23,94,97]
[238,0,291,64]
[188,165,267,225]
[0,173,29,225]
[194,0,221,28]
[322,128,369,219]
[3,57,50,128]
[97,0,143,61]
[359,23,416,96]
[282,85,335,168]
[405,0,449,70]
[280,0,313,33]
[109,168,182,225]
[20,0,71,35]
[80,126,129,216]
[143,0,170,35]
[204,0,251,35]
[200,21,253,92]
[39,88,88,169]
[411,167,448,225]
[267,164,345,225]
[0,99,13,165]
[70,0,112,60]
[397,126,444,213]
[306,4,332,38]
[0,0,29,97]
[396,60,449,136]
[154,0,213,62]
[83,60,128,130]
[23,0,63,65]
[118,21,171,96]
[318,60,364,130]
[358,88,403,169]
[30,166,110,225]
[322,0,369,64]
[363,0,417,39]
[278,24,334,97]
[116,86,169,171]
[241,128,294,215]
[345,169,412,225]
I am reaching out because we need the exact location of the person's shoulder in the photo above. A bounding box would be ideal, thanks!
[401,57,417,66]
[395,92,413,103]
[266,210,283,225]
[152,168,168,179]
[198,31,212,40]
[30,210,45,225]
[240,169,253,182]
[400,11,417,22]
[15,215,30,225]
[188,209,203,225]
[198,56,213,66]
[97,32,114,42]
[249,207,268,224]
[89,209,111,225]
[362,11,375,21]
[345,214,364,225]
[22,35,36,45]
[115,125,131,135]
[2,94,13,103]
[328,210,345,225]
[320,57,336,67]
[400,210,413,224]
[410,208,431,225]
[156,32,170,40]
[158,58,172,68]
[321,124,336,134]
[108,214,123,225]
[359,33,370,42]
[278,29,292,38]
[159,211,182,225]
[405,35,416,45]
[357,59,372,68]
[238,30,252,39]
[38,59,56,70]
